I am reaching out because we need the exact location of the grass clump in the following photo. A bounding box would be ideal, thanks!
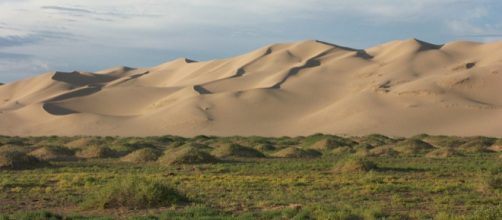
[81,177,187,209]
[331,146,354,155]
[355,134,396,147]
[333,156,378,173]
[121,148,161,163]
[0,151,46,170]
[64,137,102,149]
[458,137,495,153]
[28,146,75,161]
[159,146,219,165]
[272,147,321,158]
[211,143,265,158]
[393,138,434,155]
[76,145,116,159]
[255,143,276,152]
[425,148,463,159]
[368,146,398,157]
[308,137,356,151]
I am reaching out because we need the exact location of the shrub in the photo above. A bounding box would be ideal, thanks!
[355,134,396,147]
[459,137,495,153]
[393,139,434,155]
[255,143,276,152]
[158,146,219,165]
[331,146,354,155]
[28,146,75,161]
[333,157,378,173]
[0,151,46,170]
[308,137,356,151]
[368,146,398,157]
[81,177,187,209]
[76,145,116,159]
[425,148,463,159]
[64,137,102,149]
[121,148,161,163]
[272,147,322,158]
[423,135,465,148]
[211,143,265,158]
[0,144,32,154]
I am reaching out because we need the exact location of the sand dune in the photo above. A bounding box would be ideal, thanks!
[1,39,502,136]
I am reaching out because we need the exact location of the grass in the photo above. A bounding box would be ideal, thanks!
[271,147,322,158]
[0,151,46,170]
[121,148,161,163]
[0,135,501,219]
[211,143,265,158]
[158,146,219,165]
[81,176,187,209]
[333,156,378,173]
[76,145,116,159]
[28,146,75,161]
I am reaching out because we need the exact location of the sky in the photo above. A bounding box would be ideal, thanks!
[1,0,502,82]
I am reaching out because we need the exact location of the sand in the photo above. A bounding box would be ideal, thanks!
[0,39,501,137]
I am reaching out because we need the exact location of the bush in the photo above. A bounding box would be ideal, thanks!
[425,148,463,159]
[28,146,75,161]
[355,134,396,147]
[331,147,354,155]
[81,177,187,209]
[255,143,276,152]
[423,135,465,148]
[158,146,219,165]
[121,148,161,163]
[0,151,46,170]
[459,137,495,153]
[64,137,102,149]
[393,139,434,155]
[308,137,356,151]
[76,145,116,159]
[333,157,378,173]
[211,143,265,158]
[368,146,398,157]
[272,147,322,158]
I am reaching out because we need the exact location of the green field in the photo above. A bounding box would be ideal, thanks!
[0,134,501,219]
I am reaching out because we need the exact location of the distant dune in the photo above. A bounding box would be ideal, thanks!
[1,39,502,136]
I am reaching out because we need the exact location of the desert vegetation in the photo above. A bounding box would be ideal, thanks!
[0,134,501,219]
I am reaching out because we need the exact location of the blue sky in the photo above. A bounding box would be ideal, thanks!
[1,0,501,82]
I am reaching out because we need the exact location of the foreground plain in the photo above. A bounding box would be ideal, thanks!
[0,134,501,219]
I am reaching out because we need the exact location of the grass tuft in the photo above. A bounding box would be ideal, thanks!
[81,176,187,209]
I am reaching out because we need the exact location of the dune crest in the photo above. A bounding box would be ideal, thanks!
[1,39,502,136]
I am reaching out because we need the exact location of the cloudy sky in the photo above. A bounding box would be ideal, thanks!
[1,0,501,82]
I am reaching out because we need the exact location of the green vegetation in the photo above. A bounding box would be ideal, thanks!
[211,143,265,158]
[76,145,116,159]
[28,146,75,161]
[158,146,219,165]
[81,176,187,209]
[333,156,378,173]
[0,134,501,219]
[271,147,322,158]
[121,148,161,163]
[0,151,45,170]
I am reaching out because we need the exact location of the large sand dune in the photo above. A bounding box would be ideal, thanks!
[1,39,502,136]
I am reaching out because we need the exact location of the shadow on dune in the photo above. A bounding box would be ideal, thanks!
[42,103,77,116]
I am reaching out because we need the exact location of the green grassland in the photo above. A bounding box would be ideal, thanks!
[0,134,501,219]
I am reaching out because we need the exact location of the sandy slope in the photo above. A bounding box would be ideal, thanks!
[1,39,502,137]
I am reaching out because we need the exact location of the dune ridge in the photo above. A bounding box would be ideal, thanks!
[1,39,502,136]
